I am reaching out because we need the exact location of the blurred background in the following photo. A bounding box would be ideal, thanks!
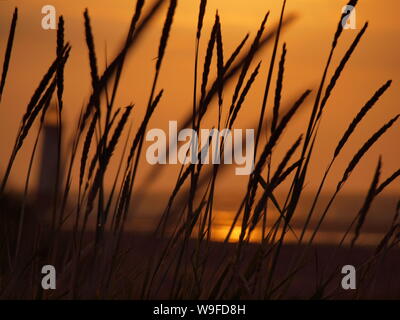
[0,0,398,244]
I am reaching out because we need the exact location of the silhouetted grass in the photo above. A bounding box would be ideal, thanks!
[0,0,399,300]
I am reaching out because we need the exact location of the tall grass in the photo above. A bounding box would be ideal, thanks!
[0,0,399,300]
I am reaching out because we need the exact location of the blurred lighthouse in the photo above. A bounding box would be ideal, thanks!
[36,104,62,209]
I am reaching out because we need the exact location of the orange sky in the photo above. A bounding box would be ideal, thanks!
[0,0,398,201]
